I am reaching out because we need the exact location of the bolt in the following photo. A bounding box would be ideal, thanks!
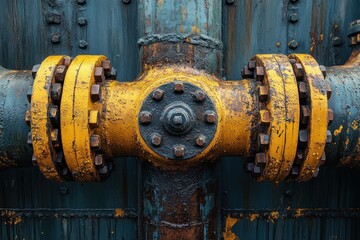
[90,134,101,150]
[192,90,206,102]
[174,80,184,93]
[259,109,271,125]
[104,67,117,80]
[298,81,308,99]
[245,162,254,172]
[49,105,60,126]
[295,150,304,165]
[89,110,100,128]
[27,132,32,145]
[289,13,298,22]
[300,105,310,125]
[326,82,332,99]
[152,88,164,100]
[32,64,40,78]
[55,65,66,83]
[332,36,342,46]
[320,152,326,165]
[326,130,332,143]
[76,0,86,4]
[94,67,105,83]
[50,129,60,148]
[31,154,37,166]
[288,40,299,49]
[241,65,254,78]
[195,134,206,147]
[63,57,73,67]
[255,152,266,167]
[139,111,152,124]
[252,165,261,176]
[25,110,31,126]
[290,165,299,176]
[258,133,269,146]
[258,85,268,102]
[99,165,109,176]
[248,60,256,70]
[78,40,88,49]
[255,66,265,81]
[292,62,304,80]
[173,145,185,158]
[172,115,183,125]
[298,129,308,144]
[91,84,101,102]
[51,33,61,44]
[94,154,104,168]
[319,65,327,78]
[54,151,64,166]
[150,133,162,146]
[204,110,217,124]
[102,59,112,71]
[77,17,87,26]
[45,12,61,24]
[328,108,334,125]
[27,86,33,102]
[51,83,62,101]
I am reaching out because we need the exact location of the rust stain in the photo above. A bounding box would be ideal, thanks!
[191,25,201,34]
[223,216,239,240]
[249,213,259,221]
[115,208,125,217]
[268,211,279,223]
[1,210,22,225]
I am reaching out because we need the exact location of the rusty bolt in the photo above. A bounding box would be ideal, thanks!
[151,133,162,146]
[248,60,256,70]
[300,105,310,125]
[105,67,117,80]
[63,57,72,67]
[89,110,100,128]
[195,134,206,147]
[90,134,101,150]
[319,65,327,78]
[94,154,105,168]
[258,133,269,146]
[91,84,101,102]
[252,165,262,176]
[295,150,304,165]
[328,108,334,125]
[32,64,40,78]
[259,109,271,125]
[258,85,268,102]
[55,65,66,83]
[94,67,105,83]
[51,83,62,101]
[27,86,33,102]
[78,40,88,49]
[290,165,300,176]
[255,66,265,81]
[102,60,112,71]
[298,81,308,99]
[174,80,184,93]
[152,88,165,101]
[49,105,60,126]
[299,129,308,144]
[332,36,342,46]
[255,152,266,167]
[192,90,206,102]
[77,17,87,26]
[27,132,32,145]
[320,152,326,166]
[31,154,37,166]
[288,40,299,49]
[139,111,152,124]
[204,110,217,124]
[292,62,304,80]
[25,110,31,126]
[50,129,60,148]
[326,82,332,99]
[241,65,254,79]
[326,130,332,143]
[51,33,61,44]
[173,145,186,158]
[289,13,299,22]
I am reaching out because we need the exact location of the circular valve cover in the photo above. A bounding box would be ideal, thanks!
[138,81,218,160]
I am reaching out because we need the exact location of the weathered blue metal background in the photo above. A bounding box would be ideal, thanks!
[0,0,360,239]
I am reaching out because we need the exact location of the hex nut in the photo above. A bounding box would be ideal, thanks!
[259,109,271,125]
[290,165,300,176]
[192,90,206,102]
[248,60,256,70]
[258,85,268,102]
[152,88,165,101]
[289,13,298,22]
[295,150,304,165]
[27,132,32,145]
[91,84,101,102]
[25,110,31,126]
[252,165,262,176]
[195,134,206,147]
[298,81,308,99]
[105,67,117,80]
[173,145,185,158]
[102,60,112,71]
[292,62,304,80]
[77,17,87,26]
[94,67,105,83]
[258,133,269,146]
[255,66,264,81]
[27,86,33,102]
[204,110,217,124]
[89,110,100,128]
[49,105,60,126]
[90,134,101,150]
[139,111,152,124]
[174,80,184,93]
[151,133,162,146]
[55,65,67,83]
[241,66,254,78]
[51,83,62,101]
[63,56,72,67]
[255,152,266,167]
[50,129,60,147]
[300,105,310,125]
[78,40,88,49]
[245,162,254,172]
[94,154,105,168]
[320,152,326,165]
[298,129,308,144]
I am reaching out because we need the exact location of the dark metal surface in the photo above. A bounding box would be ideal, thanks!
[139,82,217,160]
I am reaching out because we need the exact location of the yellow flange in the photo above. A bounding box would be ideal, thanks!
[289,54,328,181]
[61,55,106,181]
[30,55,69,181]
[253,54,299,181]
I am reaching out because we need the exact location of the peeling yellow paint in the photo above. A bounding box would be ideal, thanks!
[249,213,259,221]
[334,125,343,136]
[223,216,239,240]
[115,208,125,218]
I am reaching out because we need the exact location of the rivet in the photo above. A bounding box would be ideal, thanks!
[288,40,299,49]
[51,33,61,44]
[150,133,162,146]
[78,40,88,49]
[192,90,206,102]
[289,13,298,23]
[77,17,88,26]
[195,134,206,147]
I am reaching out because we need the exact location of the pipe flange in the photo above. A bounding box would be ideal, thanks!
[30,56,73,181]
[139,81,218,160]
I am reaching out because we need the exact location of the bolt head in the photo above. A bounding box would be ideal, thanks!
[51,33,61,44]
[49,105,60,126]
[77,17,87,26]
[289,13,299,22]
[192,90,206,102]
[258,86,268,102]
[299,129,308,143]
[102,60,112,70]
[292,62,304,80]
[90,134,101,150]
[298,81,308,99]
[173,145,185,158]
[195,134,206,147]
[300,105,310,125]
[255,152,266,167]
[328,108,334,125]
[288,40,299,49]
[78,40,88,49]
[241,65,254,78]
[174,80,184,93]
[204,110,217,124]
[255,66,264,81]
[139,111,152,124]
[94,154,105,168]
[259,109,271,125]
[55,65,66,83]
[91,84,101,102]
[151,133,162,146]
[89,110,100,128]
[258,133,269,146]
[32,64,40,78]
[50,129,60,148]
[94,67,105,83]
[152,88,164,100]
[51,83,62,101]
